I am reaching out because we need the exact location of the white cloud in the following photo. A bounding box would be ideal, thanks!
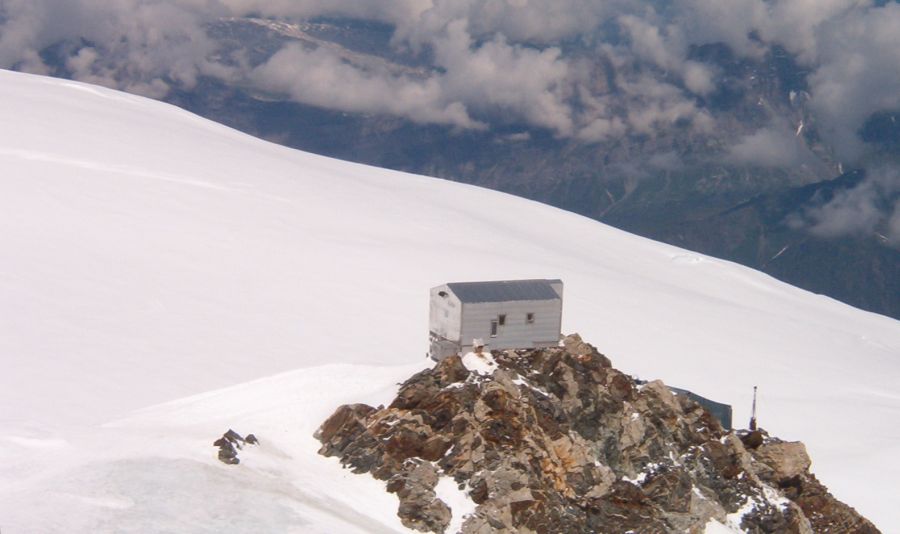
[794,166,900,240]
[0,0,229,94]
[807,182,885,238]
[673,0,770,58]
[431,20,574,134]
[727,124,814,167]
[806,3,900,159]
[250,43,482,129]
[395,0,615,47]
[618,14,684,72]
[887,200,900,247]
[764,0,869,63]
[682,61,716,95]
[218,0,431,27]
[648,151,683,171]
[0,0,897,149]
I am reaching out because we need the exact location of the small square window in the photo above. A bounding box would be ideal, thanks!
[526,313,534,324]
[490,320,498,337]
[498,314,506,326]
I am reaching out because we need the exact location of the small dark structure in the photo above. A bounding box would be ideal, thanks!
[669,387,733,430]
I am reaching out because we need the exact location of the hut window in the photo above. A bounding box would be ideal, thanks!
[490,320,498,337]
[438,291,448,298]
[526,312,535,324]
[498,314,506,326]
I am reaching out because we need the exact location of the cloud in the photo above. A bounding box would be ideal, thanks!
[429,20,574,134]
[0,0,230,96]
[217,0,431,27]
[0,0,898,151]
[616,70,714,135]
[763,0,869,64]
[394,0,615,47]
[887,201,900,246]
[249,43,483,129]
[806,181,886,238]
[806,2,900,160]
[648,151,683,171]
[617,15,717,96]
[727,123,815,167]
[682,61,716,95]
[247,17,574,134]
[792,166,900,241]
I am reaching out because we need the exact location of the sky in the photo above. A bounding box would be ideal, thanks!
[1,0,898,238]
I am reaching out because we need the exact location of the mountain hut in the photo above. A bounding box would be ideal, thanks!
[429,279,563,360]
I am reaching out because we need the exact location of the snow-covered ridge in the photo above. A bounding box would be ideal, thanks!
[1,69,898,532]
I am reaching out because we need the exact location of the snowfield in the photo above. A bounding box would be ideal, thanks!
[1,69,898,532]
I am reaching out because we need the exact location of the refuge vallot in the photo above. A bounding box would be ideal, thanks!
[428,279,564,360]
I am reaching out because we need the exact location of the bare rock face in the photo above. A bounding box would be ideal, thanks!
[746,434,879,534]
[315,334,880,533]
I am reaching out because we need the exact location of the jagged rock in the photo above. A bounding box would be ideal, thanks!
[315,338,881,533]
[213,428,258,465]
[746,439,879,534]
[561,333,612,367]
[215,438,239,465]
[754,439,811,480]
[741,429,766,449]
[389,461,451,533]
[438,355,470,384]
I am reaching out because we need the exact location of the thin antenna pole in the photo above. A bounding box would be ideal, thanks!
[749,386,758,431]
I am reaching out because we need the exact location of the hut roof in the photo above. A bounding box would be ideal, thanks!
[446,279,561,304]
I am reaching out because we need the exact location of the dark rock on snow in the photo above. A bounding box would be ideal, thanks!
[315,334,879,533]
[214,429,258,465]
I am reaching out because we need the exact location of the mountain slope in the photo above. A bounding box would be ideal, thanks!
[1,70,898,532]
[154,16,899,320]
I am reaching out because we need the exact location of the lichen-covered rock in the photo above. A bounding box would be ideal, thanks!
[315,335,880,533]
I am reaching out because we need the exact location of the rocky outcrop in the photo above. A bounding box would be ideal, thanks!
[315,335,879,533]
[746,435,878,534]
[214,429,258,465]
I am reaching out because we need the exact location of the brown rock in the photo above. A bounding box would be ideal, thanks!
[315,403,374,444]
[741,429,765,449]
[438,354,470,384]
[313,341,879,534]
[754,440,811,481]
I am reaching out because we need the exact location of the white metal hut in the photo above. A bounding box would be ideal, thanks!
[428,279,563,360]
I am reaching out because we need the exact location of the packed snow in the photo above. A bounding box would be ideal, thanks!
[705,518,742,533]
[434,476,477,534]
[461,351,499,375]
[1,69,898,532]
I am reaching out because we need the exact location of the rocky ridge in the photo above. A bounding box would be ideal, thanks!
[315,335,879,533]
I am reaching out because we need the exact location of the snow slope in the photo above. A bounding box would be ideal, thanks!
[0,69,898,532]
